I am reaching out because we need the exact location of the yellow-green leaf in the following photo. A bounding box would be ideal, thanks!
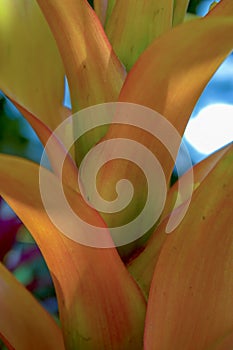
[105,0,173,71]
[94,0,108,25]
[0,0,66,130]
[173,0,190,25]
[144,145,233,350]
[0,262,65,350]
[0,155,146,350]
[105,0,116,25]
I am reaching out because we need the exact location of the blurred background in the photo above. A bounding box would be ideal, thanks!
[0,1,232,347]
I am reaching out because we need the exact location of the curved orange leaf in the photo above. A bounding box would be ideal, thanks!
[117,13,233,185]
[0,0,66,130]
[0,155,146,349]
[9,99,78,191]
[0,262,64,350]
[144,145,233,349]
[162,144,232,221]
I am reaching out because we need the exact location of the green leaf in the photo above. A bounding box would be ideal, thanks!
[0,0,66,130]
[105,0,173,71]
[105,0,116,24]
[0,154,146,350]
[144,145,233,349]
[173,0,190,25]
[0,262,65,350]
[94,0,108,25]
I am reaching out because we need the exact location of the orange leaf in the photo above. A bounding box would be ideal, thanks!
[0,0,66,130]
[36,0,126,163]
[0,155,146,349]
[207,330,233,350]
[117,12,233,184]
[162,144,232,221]
[207,0,233,17]
[0,262,65,350]
[37,0,125,111]
[144,145,233,349]
[127,144,231,298]
[9,98,78,191]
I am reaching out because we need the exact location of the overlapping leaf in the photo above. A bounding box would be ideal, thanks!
[0,155,146,350]
[117,14,233,186]
[162,144,232,220]
[91,4,233,257]
[144,145,233,349]
[37,0,126,163]
[173,0,190,25]
[35,0,125,107]
[127,144,232,297]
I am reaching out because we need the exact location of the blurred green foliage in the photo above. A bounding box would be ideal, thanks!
[0,94,29,157]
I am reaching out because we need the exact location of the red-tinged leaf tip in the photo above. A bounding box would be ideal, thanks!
[0,262,65,350]
[0,155,146,349]
[144,146,233,350]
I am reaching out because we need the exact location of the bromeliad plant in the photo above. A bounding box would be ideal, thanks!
[0,0,233,349]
